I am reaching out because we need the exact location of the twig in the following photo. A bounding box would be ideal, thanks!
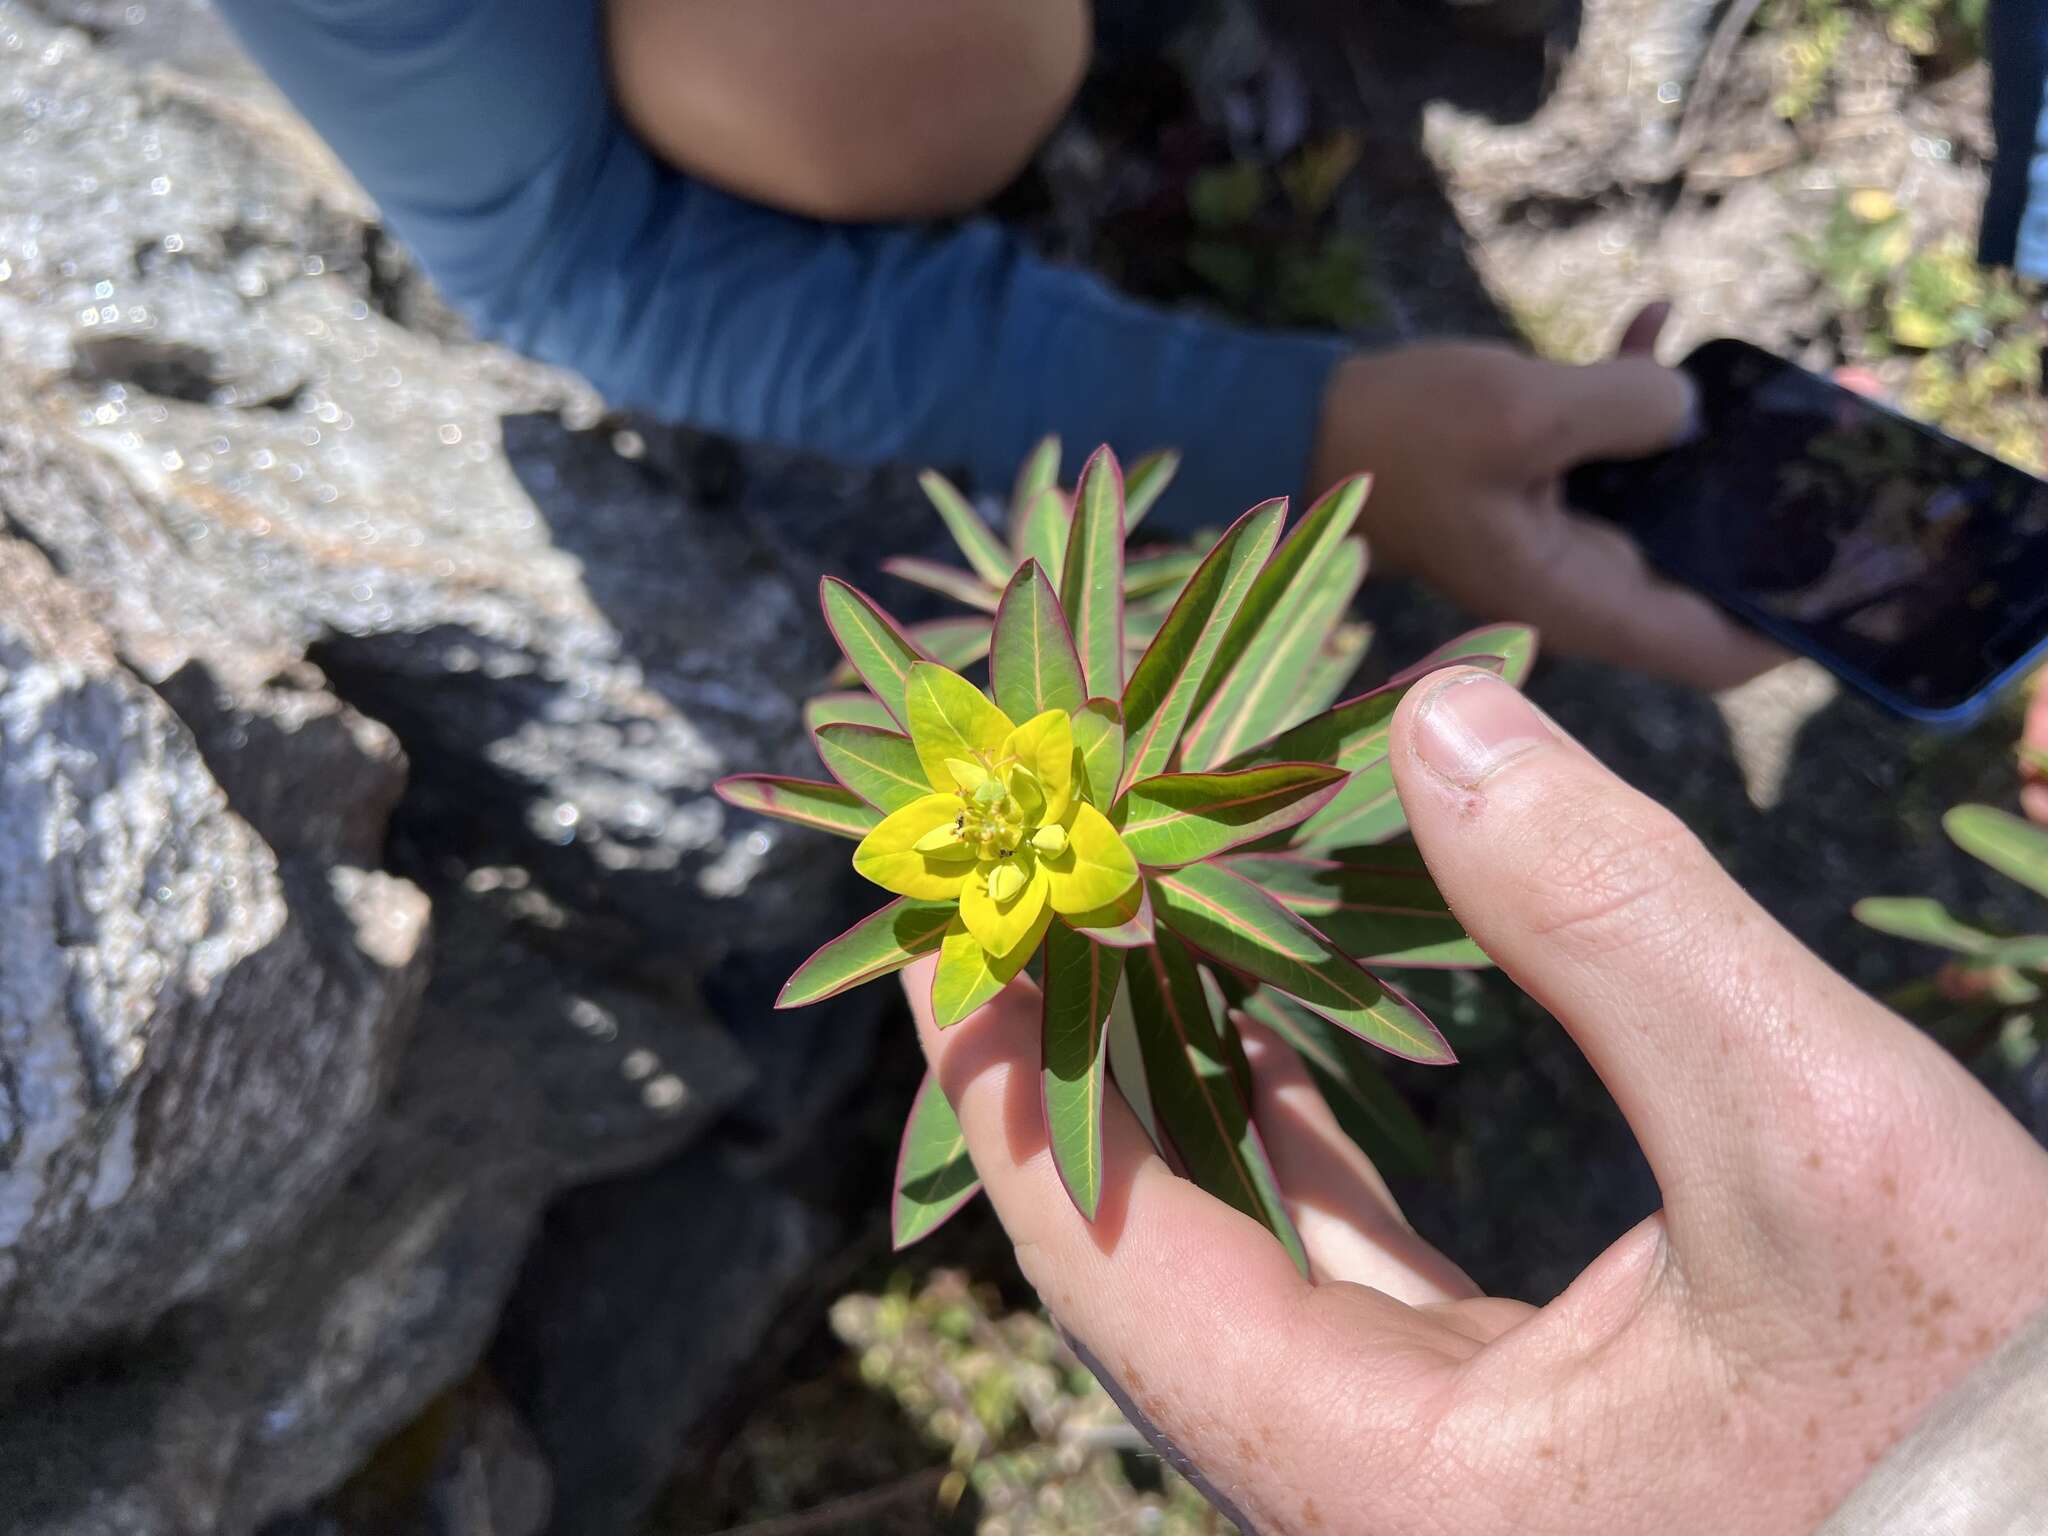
[1659,0,1771,180]
[701,1467,948,1536]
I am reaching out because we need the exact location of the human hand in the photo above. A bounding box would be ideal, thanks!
[901,667,2048,1535]
[1309,305,1785,691]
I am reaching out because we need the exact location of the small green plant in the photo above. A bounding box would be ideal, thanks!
[1769,0,1985,119]
[719,446,1534,1253]
[1856,805,2048,1062]
[1179,135,1383,332]
[1800,194,2043,470]
[831,1269,1224,1530]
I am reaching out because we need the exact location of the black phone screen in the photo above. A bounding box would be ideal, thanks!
[1566,339,2048,715]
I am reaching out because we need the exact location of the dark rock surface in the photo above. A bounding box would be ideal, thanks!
[0,4,912,1531]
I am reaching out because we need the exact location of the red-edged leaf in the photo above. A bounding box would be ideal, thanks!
[1149,861,1452,1063]
[812,724,932,812]
[918,468,1015,587]
[804,691,898,732]
[715,774,880,840]
[1415,622,1539,687]
[1180,476,1369,770]
[1042,923,1124,1220]
[1222,845,1488,968]
[1118,764,1347,868]
[1120,499,1287,788]
[1123,935,1308,1271]
[893,1070,982,1248]
[828,617,991,686]
[1060,879,1156,948]
[1010,435,1063,532]
[1122,448,1182,533]
[820,579,930,729]
[882,555,1002,612]
[779,898,956,1007]
[1061,447,1128,699]
[990,561,1087,723]
[1071,698,1125,809]
[1012,485,1072,589]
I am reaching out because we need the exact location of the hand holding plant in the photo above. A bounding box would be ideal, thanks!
[720,445,1532,1248]
[914,670,2048,1536]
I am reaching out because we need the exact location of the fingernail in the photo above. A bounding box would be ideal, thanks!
[1412,673,1552,788]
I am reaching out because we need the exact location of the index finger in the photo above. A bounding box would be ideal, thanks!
[901,956,1443,1533]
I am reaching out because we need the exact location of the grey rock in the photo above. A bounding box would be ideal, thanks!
[0,536,428,1362]
[0,3,904,1529]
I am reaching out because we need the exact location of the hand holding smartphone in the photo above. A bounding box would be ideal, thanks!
[1566,339,2048,725]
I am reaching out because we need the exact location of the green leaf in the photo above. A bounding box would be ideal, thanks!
[779,898,956,1007]
[893,1070,982,1249]
[1237,988,1431,1177]
[906,617,994,673]
[1223,652,1518,850]
[919,468,1015,588]
[813,724,933,812]
[820,579,928,729]
[1011,485,1071,591]
[1852,896,1998,956]
[930,915,1011,1028]
[1121,499,1287,788]
[1182,535,1362,769]
[1124,935,1308,1273]
[714,775,881,840]
[1149,861,1453,1063]
[1180,478,1370,769]
[1041,923,1125,1220]
[1011,436,1063,526]
[991,561,1087,724]
[829,617,991,686]
[1071,698,1125,808]
[1416,623,1540,687]
[1061,447,1128,699]
[1119,764,1347,868]
[1105,981,1161,1150]
[1122,549,1202,602]
[1224,845,1488,967]
[1122,449,1182,533]
[882,556,1001,613]
[1989,936,2048,971]
[804,691,897,732]
[1289,621,1373,727]
[1946,805,2048,902]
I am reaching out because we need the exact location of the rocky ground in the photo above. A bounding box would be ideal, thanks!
[0,1,2041,1534]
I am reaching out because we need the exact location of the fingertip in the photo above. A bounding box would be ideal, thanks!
[1615,299,1672,357]
[1395,668,1557,794]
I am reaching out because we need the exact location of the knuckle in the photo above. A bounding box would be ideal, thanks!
[1514,794,1707,959]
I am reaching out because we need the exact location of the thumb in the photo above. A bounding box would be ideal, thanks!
[1527,355,1698,470]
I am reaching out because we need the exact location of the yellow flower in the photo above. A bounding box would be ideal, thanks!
[853,663,1139,1023]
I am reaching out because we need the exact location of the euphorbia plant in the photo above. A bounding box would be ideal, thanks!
[718,447,1535,1262]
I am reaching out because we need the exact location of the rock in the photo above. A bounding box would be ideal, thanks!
[0,4,910,1531]
[0,536,428,1363]
[492,1145,831,1535]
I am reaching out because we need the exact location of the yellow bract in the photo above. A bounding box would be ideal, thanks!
[850,662,1141,1026]
[853,793,975,900]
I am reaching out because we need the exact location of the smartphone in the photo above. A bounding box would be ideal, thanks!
[1565,338,2048,726]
